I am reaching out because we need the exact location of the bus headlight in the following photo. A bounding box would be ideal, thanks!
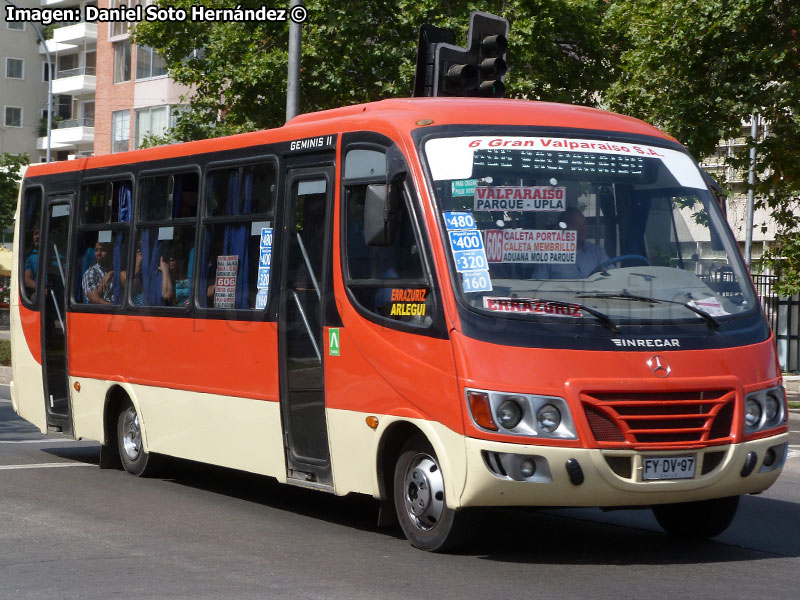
[536,404,561,433]
[764,394,780,422]
[744,386,786,434]
[465,389,576,439]
[496,398,523,429]
[745,399,762,429]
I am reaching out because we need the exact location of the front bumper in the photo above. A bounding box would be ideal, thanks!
[460,433,789,507]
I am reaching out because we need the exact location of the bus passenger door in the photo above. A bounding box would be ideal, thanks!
[279,167,334,487]
[39,196,73,435]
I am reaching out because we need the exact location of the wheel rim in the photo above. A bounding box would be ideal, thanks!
[121,407,142,461]
[403,453,445,531]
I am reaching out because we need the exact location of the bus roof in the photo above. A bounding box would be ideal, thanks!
[24,98,675,178]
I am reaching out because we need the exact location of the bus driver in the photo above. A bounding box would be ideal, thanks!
[546,207,610,279]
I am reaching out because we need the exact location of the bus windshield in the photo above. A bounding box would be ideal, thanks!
[424,134,756,326]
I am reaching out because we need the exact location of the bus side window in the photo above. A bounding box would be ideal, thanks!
[342,147,430,326]
[20,187,43,304]
[200,161,276,310]
[74,180,131,306]
[134,172,198,307]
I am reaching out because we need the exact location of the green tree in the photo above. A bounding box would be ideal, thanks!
[604,0,800,292]
[0,153,28,237]
[133,0,612,140]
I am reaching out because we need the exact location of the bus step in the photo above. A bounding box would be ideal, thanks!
[286,473,335,493]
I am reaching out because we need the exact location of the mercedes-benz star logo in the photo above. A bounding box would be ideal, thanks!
[647,355,671,378]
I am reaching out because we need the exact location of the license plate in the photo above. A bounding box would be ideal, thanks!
[642,456,696,480]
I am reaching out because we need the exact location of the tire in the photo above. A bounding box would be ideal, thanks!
[117,403,157,476]
[652,496,740,540]
[393,435,472,552]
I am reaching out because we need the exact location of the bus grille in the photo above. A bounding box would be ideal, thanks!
[581,390,735,448]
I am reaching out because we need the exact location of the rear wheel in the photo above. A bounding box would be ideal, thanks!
[117,403,157,476]
[652,496,739,540]
[393,435,471,552]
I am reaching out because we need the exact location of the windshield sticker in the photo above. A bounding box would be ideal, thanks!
[483,297,583,317]
[474,186,566,211]
[448,229,485,251]
[390,302,427,317]
[448,229,490,273]
[255,289,269,310]
[467,137,665,156]
[214,255,239,308]
[385,289,428,318]
[424,136,705,189]
[258,229,273,282]
[255,227,273,309]
[461,270,492,293]
[444,211,477,230]
[485,229,576,264]
[451,179,478,196]
[688,298,729,317]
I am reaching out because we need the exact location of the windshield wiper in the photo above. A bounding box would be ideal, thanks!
[576,291,720,330]
[529,298,619,333]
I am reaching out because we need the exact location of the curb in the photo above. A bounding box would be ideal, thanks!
[0,365,11,385]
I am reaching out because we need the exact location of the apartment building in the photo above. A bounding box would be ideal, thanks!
[701,119,775,264]
[34,0,97,160]
[93,0,188,155]
[2,0,187,160]
[0,0,49,161]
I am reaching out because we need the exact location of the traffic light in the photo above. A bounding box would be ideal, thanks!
[413,12,509,98]
[413,24,457,98]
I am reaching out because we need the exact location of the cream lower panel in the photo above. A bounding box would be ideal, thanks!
[461,434,789,508]
[69,377,106,442]
[10,307,47,433]
[326,409,468,506]
[137,384,287,481]
[71,378,287,482]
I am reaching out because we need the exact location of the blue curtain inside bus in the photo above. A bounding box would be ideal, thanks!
[112,183,131,303]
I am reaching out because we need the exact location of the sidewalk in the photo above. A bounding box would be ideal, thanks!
[782,376,800,410]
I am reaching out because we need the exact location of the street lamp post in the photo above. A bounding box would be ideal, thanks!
[745,113,760,267]
[286,0,303,122]
[5,0,53,162]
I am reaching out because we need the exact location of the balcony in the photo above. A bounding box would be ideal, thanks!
[57,117,95,129]
[37,119,94,151]
[39,22,97,55]
[40,39,76,54]
[52,22,97,45]
[51,67,96,96]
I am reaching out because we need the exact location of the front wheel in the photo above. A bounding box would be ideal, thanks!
[652,496,739,540]
[393,435,471,552]
[117,403,158,476]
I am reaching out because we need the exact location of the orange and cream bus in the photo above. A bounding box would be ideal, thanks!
[10,98,789,551]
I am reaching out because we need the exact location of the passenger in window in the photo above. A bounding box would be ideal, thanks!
[23,224,41,296]
[160,243,192,306]
[546,207,609,279]
[83,241,115,304]
[177,189,198,218]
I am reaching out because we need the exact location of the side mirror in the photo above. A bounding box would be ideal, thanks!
[364,184,395,246]
[364,145,408,246]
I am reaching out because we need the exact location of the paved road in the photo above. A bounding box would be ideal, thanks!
[1,384,799,599]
